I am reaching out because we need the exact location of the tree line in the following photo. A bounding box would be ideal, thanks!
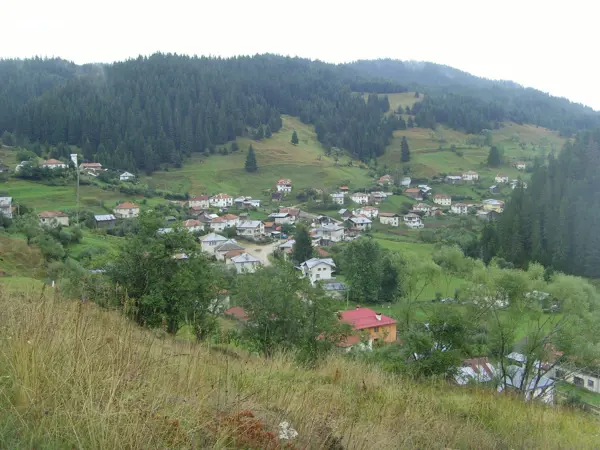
[0,54,408,173]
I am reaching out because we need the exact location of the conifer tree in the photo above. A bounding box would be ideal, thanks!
[401,136,411,162]
[407,116,414,128]
[292,225,313,264]
[291,130,299,145]
[245,145,258,172]
[265,124,272,138]
[487,146,501,167]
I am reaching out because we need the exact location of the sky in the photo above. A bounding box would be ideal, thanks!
[3,0,598,109]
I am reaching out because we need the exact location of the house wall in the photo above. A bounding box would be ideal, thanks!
[565,371,600,394]
[0,206,12,218]
[201,240,224,254]
[189,199,210,209]
[277,185,292,192]
[379,217,399,227]
[96,219,116,229]
[434,197,451,206]
[308,263,334,284]
[40,216,70,227]
[363,323,397,343]
[350,196,369,205]
[114,208,139,219]
[235,261,259,274]
[210,222,228,232]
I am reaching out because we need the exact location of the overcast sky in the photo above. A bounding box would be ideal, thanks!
[4,0,598,109]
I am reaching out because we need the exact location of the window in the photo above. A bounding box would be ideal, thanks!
[373,327,379,332]
[316,274,320,279]
[588,380,594,388]
[574,376,584,386]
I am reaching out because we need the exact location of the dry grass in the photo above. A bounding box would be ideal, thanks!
[0,288,598,449]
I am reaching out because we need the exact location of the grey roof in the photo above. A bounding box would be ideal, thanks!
[323,282,346,291]
[268,213,290,218]
[301,258,336,269]
[94,214,116,221]
[279,239,296,249]
[0,197,12,206]
[157,228,173,234]
[237,220,262,228]
[231,253,262,263]
[201,232,228,242]
[349,216,372,224]
[215,240,245,252]
[120,171,134,177]
[316,224,344,232]
[505,365,554,390]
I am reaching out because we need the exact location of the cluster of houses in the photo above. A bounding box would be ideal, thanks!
[200,233,263,274]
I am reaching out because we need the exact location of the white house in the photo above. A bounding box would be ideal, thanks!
[451,203,469,215]
[379,212,400,227]
[80,162,104,174]
[200,233,228,253]
[370,191,388,203]
[376,174,394,186]
[39,211,69,227]
[462,171,479,182]
[183,219,203,232]
[209,216,229,232]
[412,203,432,216]
[40,158,67,169]
[269,212,294,225]
[445,175,463,184]
[495,174,509,184]
[348,215,372,231]
[189,195,210,209]
[350,193,369,205]
[0,197,12,218]
[313,223,345,243]
[433,194,451,206]
[214,239,246,261]
[279,208,300,222]
[210,193,233,208]
[119,171,135,182]
[563,368,600,394]
[276,178,292,192]
[113,202,140,219]
[236,220,264,239]
[221,214,239,228]
[356,206,379,219]
[230,253,262,274]
[516,161,527,171]
[300,258,336,285]
[330,193,345,205]
[400,177,411,188]
[403,213,424,229]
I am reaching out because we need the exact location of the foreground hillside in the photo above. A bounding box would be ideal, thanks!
[0,288,597,449]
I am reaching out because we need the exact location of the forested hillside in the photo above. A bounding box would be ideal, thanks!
[0,54,406,172]
[349,59,600,136]
[484,130,600,278]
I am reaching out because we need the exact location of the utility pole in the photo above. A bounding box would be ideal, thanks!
[70,154,79,226]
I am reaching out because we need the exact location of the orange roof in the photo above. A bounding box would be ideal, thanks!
[379,212,398,217]
[496,174,507,177]
[434,194,450,199]
[183,219,201,227]
[339,186,349,190]
[81,162,102,168]
[41,158,65,165]
[222,214,238,220]
[39,211,68,218]
[405,188,421,193]
[277,178,292,185]
[115,202,139,209]
[263,221,274,227]
[211,217,226,223]
[190,195,209,201]
[224,306,248,321]
[279,207,299,216]
[224,249,245,258]
[212,193,231,199]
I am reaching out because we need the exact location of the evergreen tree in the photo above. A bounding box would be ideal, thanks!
[415,91,420,98]
[401,136,411,162]
[407,116,414,128]
[254,125,264,140]
[405,106,411,115]
[245,144,258,172]
[292,225,313,264]
[230,141,239,152]
[291,130,299,145]
[487,146,501,167]
[265,124,272,138]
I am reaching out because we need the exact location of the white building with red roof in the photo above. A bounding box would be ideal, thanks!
[209,193,233,208]
[276,178,292,192]
[40,158,67,169]
[189,195,210,209]
[113,202,140,219]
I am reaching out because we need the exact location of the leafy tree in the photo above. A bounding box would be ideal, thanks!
[487,146,501,167]
[291,130,299,145]
[1,131,14,146]
[15,214,41,245]
[342,238,382,303]
[378,255,400,303]
[37,234,66,261]
[109,212,218,337]
[400,136,411,162]
[244,145,258,172]
[292,224,313,264]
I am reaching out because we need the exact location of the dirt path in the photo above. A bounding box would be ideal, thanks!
[241,240,280,266]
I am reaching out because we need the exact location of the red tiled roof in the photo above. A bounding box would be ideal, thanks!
[39,211,68,218]
[224,249,245,259]
[211,217,226,223]
[463,357,494,378]
[115,202,139,209]
[434,194,450,199]
[379,212,398,217]
[279,208,299,216]
[189,205,205,212]
[222,214,239,220]
[81,162,102,168]
[496,174,506,177]
[212,193,232,199]
[263,221,274,228]
[339,307,396,330]
[277,178,292,185]
[190,195,209,201]
[41,158,65,165]
[405,188,421,193]
[337,334,362,348]
[183,219,201,227]
[225,306,248,321]
[339,186,349,190]
[316,247,330,257]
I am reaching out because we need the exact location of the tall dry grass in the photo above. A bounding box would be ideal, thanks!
[0,286,598,449]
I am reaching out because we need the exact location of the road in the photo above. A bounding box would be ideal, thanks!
[242,240,281,266]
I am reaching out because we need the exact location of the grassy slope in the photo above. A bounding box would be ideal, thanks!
[0,289,597,449]
[143,115,372,198]
[0,234,45,292]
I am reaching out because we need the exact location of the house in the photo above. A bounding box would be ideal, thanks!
[222,214,239,228]
[379,212,400,227]
[489,185,500,194]
[229,253,262,274]
[276,178,292,192]
[0,197,12,218]
[269,212,294,225]
[516,161,527,170]
[313,223,345,243]
[339,306,397,346]
[279,208,300,221]
[300,258,336,285]
[113,202,140,219]
[236,220,265,239]
[510,179,528,190]
[400,177,411,188]
[370,191,388,204]
[278,239,296,257]
[356,206,379,219]
[214,239,246,261]
[330,193,345,205]
[418,185,432,194]
[339,208,353,219]
[224,306,249,322]
[40,158,67,169]
[271,192,283,202]
[189,195,210,209]
[482,199,504,213]
[403,213,424,229]
[80,162,103,173]
[477,210,500,222]
[495,174,509,184]
[445,175,463,184]
[210,193,233,208]
[564,368,600,394]
[430,207,444,217]
[209,216,229,232]
[433,194,451,206]
[0,163,9,173]
[339,186,349,194]
[462,171,479,182]
[322,281,346,299]
[404,188,424,201]
[183,219,203,232]
[245,198,261,208]
[348,216,372,231]
[119,171,135,182]
[200,233,228,253]
[500,365,555,404]
[350,192,369,205]
[451,203,469,215]
[39,211,69,227]
[455,357,496,385]
[377,174,394,186]
[413,203,432,216]
[94,214,116,228]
